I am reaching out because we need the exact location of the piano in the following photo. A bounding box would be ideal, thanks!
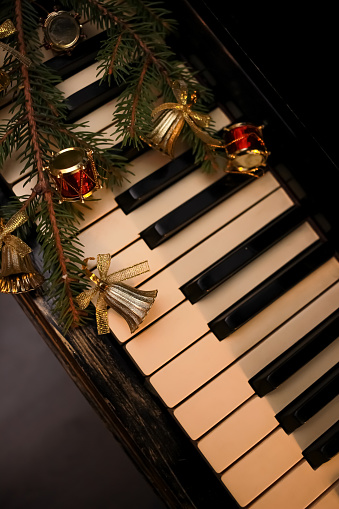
[1,1,338,507]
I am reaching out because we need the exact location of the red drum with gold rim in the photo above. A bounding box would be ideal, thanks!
[47,147,100,202]
[223,123,269,175]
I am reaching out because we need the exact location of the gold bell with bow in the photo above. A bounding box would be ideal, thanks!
[141,80,223,158]
[76,254,158,335]
[0,211,44,293]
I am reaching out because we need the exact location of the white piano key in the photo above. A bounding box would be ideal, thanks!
[73,106,228,226]
[149,259,339,408]
[78,208,140,265]
[173,282,339,439]
[124,301,209,374]
[78,160,279,273]
[198,396,277,472]
[119,223,320,369]
[306,482,339,508]
[111,188,293,342]
[197,344,339,474]
[108,171,281,278]
[221,428,302,506]
[292,395,339,451]
[55,62,101,96]
[249,456,339,509]
[74,95,120,133]
[265,339,339,414]
[193,221,319,324]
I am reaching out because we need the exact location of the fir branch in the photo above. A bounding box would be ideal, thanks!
[14,0,82,327]
[129,56,151,137]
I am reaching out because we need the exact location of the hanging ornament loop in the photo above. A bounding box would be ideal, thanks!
[152,80,223,147]
[76,254,158,335]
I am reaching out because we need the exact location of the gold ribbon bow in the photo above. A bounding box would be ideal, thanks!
[152,80,223,147]
[0,19,31,67]
[0,210,32,258]
[76,254,157,335]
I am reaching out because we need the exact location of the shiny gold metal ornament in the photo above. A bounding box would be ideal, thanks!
[0,211,32,257]
[42,11,83,53]
[0,19,32,68]
[0,19,16,38]
[0,244,44,293]
[0,211,44,294]
[223,123,270,177]
[142,80,223,157]
[76,254,158,335]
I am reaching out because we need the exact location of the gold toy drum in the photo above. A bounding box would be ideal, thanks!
[43,11,82,52]
[223,123,269,174]
[47,147,100,202]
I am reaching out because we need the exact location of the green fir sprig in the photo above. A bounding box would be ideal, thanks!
[0,0,223,332]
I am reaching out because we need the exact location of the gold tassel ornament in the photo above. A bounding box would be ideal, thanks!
[0,211,44,293]
[142,80,223,157]
[76,254,158,335]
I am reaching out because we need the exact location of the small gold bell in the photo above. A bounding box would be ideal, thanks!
[0,244,44,293]
[104,282,158,334]
[141,109,185,158]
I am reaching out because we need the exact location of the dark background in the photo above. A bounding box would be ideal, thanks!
[0,293,166,509]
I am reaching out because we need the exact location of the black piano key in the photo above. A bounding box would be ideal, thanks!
[45,32,108,80]
[140,173,253,249]
[116,149,198,214]
[208,241,332,340]
[302,421,339,470]
[65,79,125,123]
[248,307,339,397]
[116,127,225,214]
[181,206,305,303]
[275,363,339,434]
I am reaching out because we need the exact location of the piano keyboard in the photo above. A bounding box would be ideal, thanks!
[1,21,338,509]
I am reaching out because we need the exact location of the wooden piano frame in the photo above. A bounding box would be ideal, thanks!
[1,1,338,507]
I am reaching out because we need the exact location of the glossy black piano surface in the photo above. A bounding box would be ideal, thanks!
[1,1,338,508]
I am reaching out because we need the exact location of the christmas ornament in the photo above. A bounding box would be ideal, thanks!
[142,80,223,157]
[0,210,32,257]
[76,254,158,335]
[0,19,32,68]
[42,10,83,53]
[0,211,44,293]
[44,147,101,203]
[0,244,44,293]
[223,123,269,177]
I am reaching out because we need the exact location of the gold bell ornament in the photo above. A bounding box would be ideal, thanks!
[76,254,158,335]
[142,80,223,158]
[0,211,44,293]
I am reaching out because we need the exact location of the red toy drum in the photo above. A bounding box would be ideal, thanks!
[223,123,269,175]
[47,147,100,202]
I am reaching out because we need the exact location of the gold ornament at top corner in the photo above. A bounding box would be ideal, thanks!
[42,10,84,53]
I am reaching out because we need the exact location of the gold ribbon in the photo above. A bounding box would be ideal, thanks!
[0,19,31,67]
[76,254,151,335]
[152,80,223,147]
[0,210,32,258]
